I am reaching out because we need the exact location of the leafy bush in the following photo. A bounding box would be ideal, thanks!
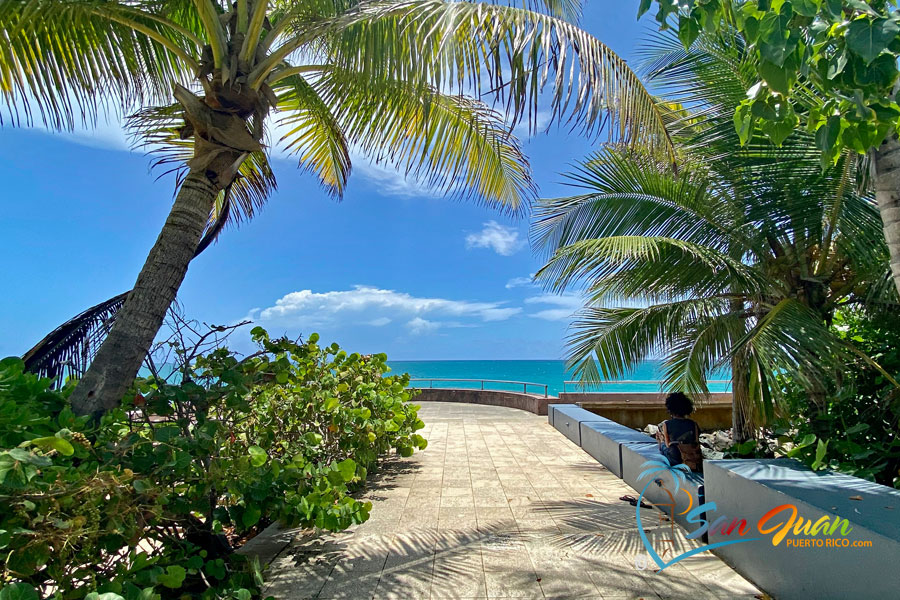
[0,327,425,599]
[773,308,900,486]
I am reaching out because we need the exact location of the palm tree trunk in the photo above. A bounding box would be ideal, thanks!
[69,171,217,417]
[871,136,900,297]
[731,355,753,443]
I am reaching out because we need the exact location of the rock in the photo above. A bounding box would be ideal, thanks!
[702,449,725,460]
[712,430,732,451]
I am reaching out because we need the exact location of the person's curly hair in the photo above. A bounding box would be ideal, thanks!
[665,392,694,417]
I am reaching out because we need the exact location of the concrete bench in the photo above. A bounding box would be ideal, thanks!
[548,404,608,446]
[620,441,706,536]
[579,420,655,477]
[704,459,900,600]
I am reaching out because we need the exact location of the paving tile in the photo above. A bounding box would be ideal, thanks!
[431,554,487,599]
[585,559,661,599]
[264,552,334,599]
[318,567,382,599]
[471,479,503,489]
[257,402,759,600]
[537,570,602,599]
[440,495,476,508]
[483,570,544,599]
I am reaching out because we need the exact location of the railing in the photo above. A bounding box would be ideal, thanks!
[562,380,732,393]
[408,378,549,398]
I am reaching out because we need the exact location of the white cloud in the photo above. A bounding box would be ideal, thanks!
[465,221,526,256]
[479,307,522,321]
[511,109,553,139]
[407,317,440,334]
[525,293,585,321]
[253,285,522,330]
[349,152,444,199]
[505,274,536,289]
[4,109,133,153]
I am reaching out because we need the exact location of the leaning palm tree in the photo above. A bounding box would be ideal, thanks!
[532,32,898,442]
[2,0,671,416]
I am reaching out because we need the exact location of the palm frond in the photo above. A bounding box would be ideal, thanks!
[263,0,674,158]
[731,299,848,392]
[0,0,200,130]
[662,310,747,396]
[565,298,731,384]
[22,293,128,385]
[531,146,749,259]
[536,235,766,302]
[275,72,351,198]
[299,65,535,210]
[521,0,582,22]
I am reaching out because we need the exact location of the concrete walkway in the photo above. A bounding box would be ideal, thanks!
[262,403,760,599]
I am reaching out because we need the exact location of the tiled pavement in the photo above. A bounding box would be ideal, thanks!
[262,402,761,599]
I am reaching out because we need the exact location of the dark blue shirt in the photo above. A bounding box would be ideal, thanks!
[662,417,698,443]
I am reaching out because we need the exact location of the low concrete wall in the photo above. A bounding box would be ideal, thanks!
[548,404,609,445]
[413,388,552,415]
[551,407,900,599]
[559,392,732,430]
[704,459,900,600]
[580,420,655,478]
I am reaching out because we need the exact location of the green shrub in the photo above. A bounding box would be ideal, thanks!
[773,308,900,486]
[0,327,425,599]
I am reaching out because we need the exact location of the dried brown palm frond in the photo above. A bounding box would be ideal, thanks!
[22,293,128,385]
[21,186,233,388]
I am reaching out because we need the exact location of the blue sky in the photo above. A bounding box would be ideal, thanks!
[0,4,651,360]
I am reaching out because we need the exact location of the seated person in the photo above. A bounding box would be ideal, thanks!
[656,392,703,471]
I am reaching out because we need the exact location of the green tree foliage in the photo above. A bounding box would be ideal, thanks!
[0,329,425,598]
[639,1,900,301]
[640,0,900,162]
[774,308,900,486]
[531,31,898,439]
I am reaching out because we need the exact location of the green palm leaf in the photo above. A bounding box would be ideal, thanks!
[299,65,535,210]
[0,0,199,129]
[565,298,732,384]
[275,72,351,198]
[537,234,767,303]
[275,1,674,155]
[532,147,747,259]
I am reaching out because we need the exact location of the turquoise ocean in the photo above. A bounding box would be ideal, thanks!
[386,360,731,397]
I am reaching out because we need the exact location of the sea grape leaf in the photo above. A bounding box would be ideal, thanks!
[336,458,356,482]
[156,566,186,589]
[678,14,700,49]
[29,436,74,456]
[0,583,40,600]
[758,60,794,94]
[758,10,795,66]
[242,505,262,528]
[248,445,267,467]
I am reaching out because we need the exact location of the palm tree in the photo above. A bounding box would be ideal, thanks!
[532,32,898,442]
[1,0,672,416]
